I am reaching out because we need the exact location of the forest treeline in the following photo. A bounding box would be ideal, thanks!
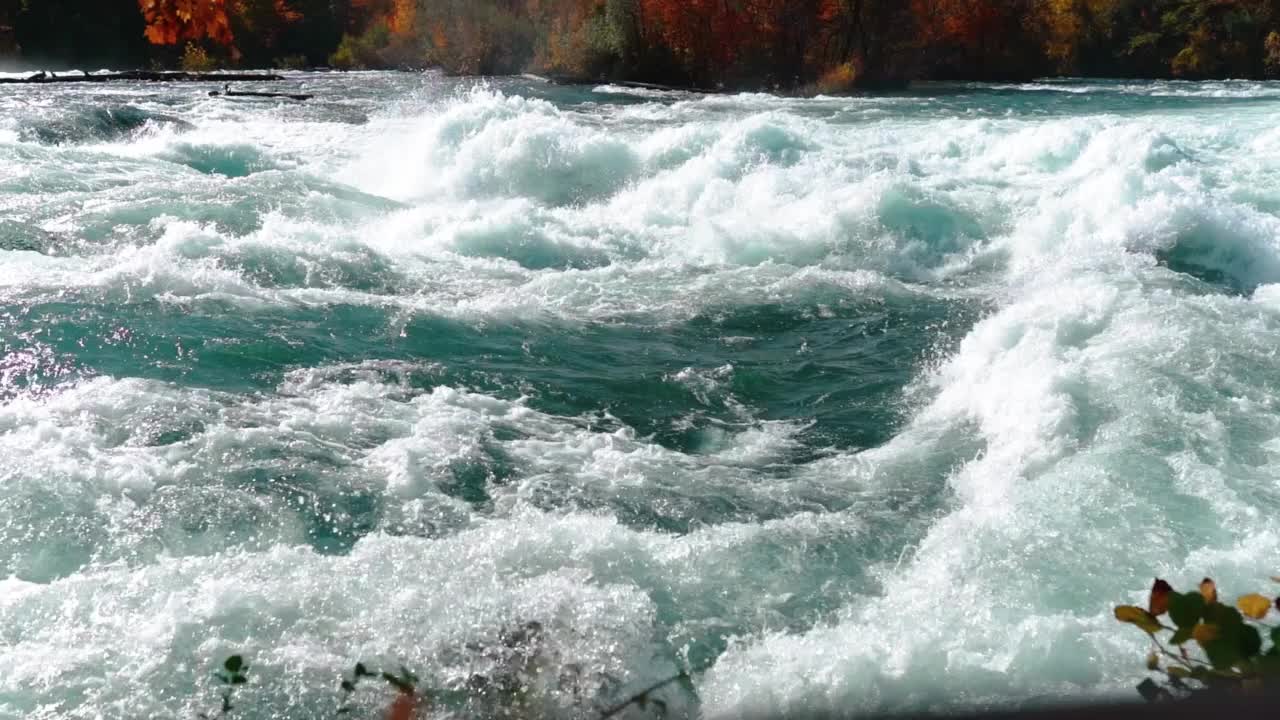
[4,1,1280,89]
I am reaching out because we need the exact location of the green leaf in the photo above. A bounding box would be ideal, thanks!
[1203,599,1244,627]
[231,675,248,685]
[224,655,244,674]
[1253,653,1280,676]
[1170,626,1193,645]
[1241,624,1263,659]
[1271,626,1280,648]
[1204,640,1242,670]
[1169,592,1205,629]
[355,663,369,677]
[341,680,356,692]
[1203,622,1244,670]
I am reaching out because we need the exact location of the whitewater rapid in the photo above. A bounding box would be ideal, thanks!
[2,73,1280,718]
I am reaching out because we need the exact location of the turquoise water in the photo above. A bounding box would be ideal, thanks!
[3,72,1280,718]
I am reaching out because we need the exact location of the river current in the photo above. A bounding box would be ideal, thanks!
[2,72,1280,718]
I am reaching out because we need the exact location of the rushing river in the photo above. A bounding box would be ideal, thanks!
[2,71,1280,718]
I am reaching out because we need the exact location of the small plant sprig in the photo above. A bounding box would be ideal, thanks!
[207,620,697,719]
[336,662,422,719]
[1116,577,1280,701]
[335,662,375,715]
[198,655,249,718]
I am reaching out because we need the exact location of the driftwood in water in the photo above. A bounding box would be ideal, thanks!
[611,80,720,94]
[0,70,284,85]
[527,73,720,94]
[208,89,313,101]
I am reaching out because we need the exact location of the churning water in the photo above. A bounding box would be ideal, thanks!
[3,71,1280,718]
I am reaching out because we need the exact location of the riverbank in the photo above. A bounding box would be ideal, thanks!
[6,1,1280,97]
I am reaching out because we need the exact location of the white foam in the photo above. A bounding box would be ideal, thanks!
[7,74,1280,717]
[695,97,1280,716]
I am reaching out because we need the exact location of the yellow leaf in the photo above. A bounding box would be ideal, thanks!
[1192,623,1218,646]
[1237,593,1271,620]
[1199,578,1218,604]
[1115,605,1162,633]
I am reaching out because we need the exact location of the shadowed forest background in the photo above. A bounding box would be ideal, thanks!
[3,1,1280,88]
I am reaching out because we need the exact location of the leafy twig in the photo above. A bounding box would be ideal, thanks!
[198,655,249,719]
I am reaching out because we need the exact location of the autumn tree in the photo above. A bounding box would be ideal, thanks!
[638,0,758,84]
[411,0,536,75]
[137,0,234,46]
[1267,29,1280,76]
[739,0,822,86]
[813,0,918,87]
[228,0,305,63]
[912,0,1045,80]
[0,0,1265,81]
[1034,0,1126,74]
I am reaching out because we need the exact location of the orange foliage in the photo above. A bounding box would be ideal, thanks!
[138,0,234,45]
[349,0,395,29]
[910,0,1034,72]
[129,0,1280,83]
[341,0,411,38]
[230,0,304,52]
[914,0,1019,51]
[639,0,755,68]
[388,0,416,36]
[526,0,604,72]
[273,0,302,24]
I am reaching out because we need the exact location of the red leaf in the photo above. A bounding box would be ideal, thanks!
[1199,578,1218,605]
[1149,578,1173,616]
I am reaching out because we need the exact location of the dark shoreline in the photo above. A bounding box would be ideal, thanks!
[5,66,1273,99]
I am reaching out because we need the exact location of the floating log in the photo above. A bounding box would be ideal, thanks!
[527,73,721,94]
[0,70,284,85]
[610,80,719,94]
[208,89,313,101]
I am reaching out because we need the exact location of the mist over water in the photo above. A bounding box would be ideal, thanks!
[3,72,1280,718]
